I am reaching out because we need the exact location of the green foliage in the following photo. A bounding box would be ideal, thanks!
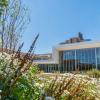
[87,69,100,78]
[0,54,41,100]
[36,74,99,100]
[0,34,39,99]
[0,0,8,15]
[10,67,41,100]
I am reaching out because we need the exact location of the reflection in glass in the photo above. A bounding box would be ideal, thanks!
[39,47,100,72]
[59,48,97,72]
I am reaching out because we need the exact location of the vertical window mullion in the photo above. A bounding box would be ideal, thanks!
[95,48,98,69]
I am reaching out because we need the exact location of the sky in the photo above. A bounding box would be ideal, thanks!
[21,0,100,54]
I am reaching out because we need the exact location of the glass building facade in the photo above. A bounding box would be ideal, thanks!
[59,47,100,72]
[38,64,59,73]
[38,47,100,73]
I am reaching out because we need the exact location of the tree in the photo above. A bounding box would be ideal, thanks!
[0,0,29,53]
[0,0,8,15]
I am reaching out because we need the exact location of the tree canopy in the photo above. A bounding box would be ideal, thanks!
[0,0,8,15]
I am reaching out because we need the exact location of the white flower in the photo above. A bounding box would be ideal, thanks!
[91,90,96,94]
[35,83,40,87]
[0,90,2,93]
[64,90,70,95]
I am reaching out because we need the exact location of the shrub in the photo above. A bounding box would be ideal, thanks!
[0,34,40,99]
[87,69,100,78]
[41,75,98,100]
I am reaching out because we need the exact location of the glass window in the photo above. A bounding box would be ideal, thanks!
[59,48,97,72]
[96,48,100,69]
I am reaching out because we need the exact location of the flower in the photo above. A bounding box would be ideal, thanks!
[0,90,2,93]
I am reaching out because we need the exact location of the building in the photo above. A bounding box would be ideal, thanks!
[59,32,85,44]
[34,53,52,60]
[34,33,100,73]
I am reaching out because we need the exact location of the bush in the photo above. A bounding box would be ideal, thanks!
[0,54,41,100]
[0,34,40,99]
[87,69,100,78]
[39,74,98,100]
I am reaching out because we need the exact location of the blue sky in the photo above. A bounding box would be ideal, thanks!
[22,0,100,54]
